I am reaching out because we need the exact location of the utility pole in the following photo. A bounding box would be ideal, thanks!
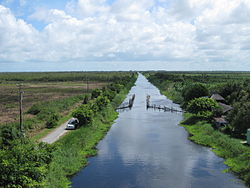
[17,84,24,137]
[86,74,89,93]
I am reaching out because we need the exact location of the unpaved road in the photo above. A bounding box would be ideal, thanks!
[41,120,69,144]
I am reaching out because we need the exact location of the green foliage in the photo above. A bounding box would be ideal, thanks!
[187,98,219,117]
[219,82,243,98]
[82,95,90,104]
[95,95,110,111]
[46,113,60,128]
[0,125,20,147]
[227,101,250,137]
[102,88,116,101]
[108,83,123,93]
[91,89,102,99]
[0,139,54,188]
[72,105,94,126]
[88,100,99,113]
[182,83,209,102]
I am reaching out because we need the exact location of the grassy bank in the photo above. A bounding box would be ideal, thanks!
[44,79,135,188]
[145,72,250,186]
[181,114,250,186]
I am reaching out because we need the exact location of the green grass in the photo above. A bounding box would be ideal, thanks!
[27,95,85,120]
[181,114,250,186]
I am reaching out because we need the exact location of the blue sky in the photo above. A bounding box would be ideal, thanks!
[0,0,250,71]
[0,0,70,29]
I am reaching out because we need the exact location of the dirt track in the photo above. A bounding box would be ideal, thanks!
[41,120,69,144]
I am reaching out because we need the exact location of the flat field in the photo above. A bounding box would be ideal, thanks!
[0,72,129,126]
[0,81,106,125]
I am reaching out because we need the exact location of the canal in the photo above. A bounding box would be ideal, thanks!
[71,74,245,188]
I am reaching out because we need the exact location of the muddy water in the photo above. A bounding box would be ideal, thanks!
[71,74,245,188]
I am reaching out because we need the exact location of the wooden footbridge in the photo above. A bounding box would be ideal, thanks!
[146,95,183,113]
[116,94,135,110]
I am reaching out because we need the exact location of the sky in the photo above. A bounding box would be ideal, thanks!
[0,0,250,71]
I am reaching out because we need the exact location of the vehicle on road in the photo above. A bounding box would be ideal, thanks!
[66,118,79,130]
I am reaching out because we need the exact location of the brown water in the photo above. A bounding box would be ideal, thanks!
[71,74,245,188]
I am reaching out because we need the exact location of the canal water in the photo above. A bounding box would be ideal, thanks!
[71,74,245,188]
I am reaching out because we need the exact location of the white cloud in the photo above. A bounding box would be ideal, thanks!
[0,0,250,69]
[0,5,39,62]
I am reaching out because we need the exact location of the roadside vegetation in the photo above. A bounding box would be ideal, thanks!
[0,72,137,187]
[45,76,136,187]
[145,71,250,186]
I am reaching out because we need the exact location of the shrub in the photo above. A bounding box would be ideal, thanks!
[0,125,20,147]
[95,96,110,111]
[46,113,59,128]
[227,101,250,137]
[102,89,116,101]
[182,83,209,102]
[27,103,43,115]
[72,105,94,126]
[0,139,54,187]
[91,89,102,99]
[219,82,243,99]
[82,95,89,104]
[187,98,219,119]
[108,83,123,93]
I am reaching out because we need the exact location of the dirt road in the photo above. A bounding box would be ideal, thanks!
[41,120,69,144]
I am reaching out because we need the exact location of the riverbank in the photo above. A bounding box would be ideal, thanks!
[181,113,250,187]
[146,72,250,187]
[44,78,136,188]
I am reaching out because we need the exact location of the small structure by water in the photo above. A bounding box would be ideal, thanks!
[116,94,135,110]
[146,95,182,113]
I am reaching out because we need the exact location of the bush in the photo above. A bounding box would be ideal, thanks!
[46,113,60,128]
[219,82,243,99]
[91,89,102,99]
[0,125,20,147]
[227,101,250,137]
[82,95,90,104]
[108,83,123,93]
[187,98,219,119]
[0,139,54,187]
[95,96,110,111]
[72,105,94,126]
[27,103,43,115]
[102,89,116,101]
[182,83,209,102]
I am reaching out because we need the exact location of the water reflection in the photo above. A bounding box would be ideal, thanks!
[71,74,245,188]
